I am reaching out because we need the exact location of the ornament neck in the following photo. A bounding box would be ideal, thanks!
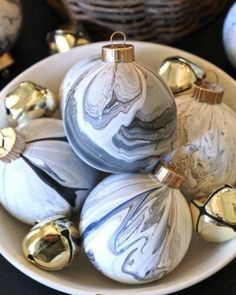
[102,31,135,63]
[0,127,25,163]
[191,80,224,104]
[153,161,184,189]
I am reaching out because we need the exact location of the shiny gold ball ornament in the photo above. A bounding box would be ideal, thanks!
[4,81,58,127]
[46,23,90,54]
[22,215,80,271]
[159,56,205,94]
[190,185,236,242]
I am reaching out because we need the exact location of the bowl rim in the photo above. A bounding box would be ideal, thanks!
[0,41,236,295]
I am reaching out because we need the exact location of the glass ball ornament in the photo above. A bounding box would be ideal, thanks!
[169,80,236,199]
[80,161,192,284]
[22,215,80,270]
[0,118,101,224]
[64,31,176,173]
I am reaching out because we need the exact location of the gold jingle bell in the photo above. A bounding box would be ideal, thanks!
[190,185,236,242]
[159,56,205,94]
[22,215,80,271]
[46,23,90,54]
[5,81,58,127]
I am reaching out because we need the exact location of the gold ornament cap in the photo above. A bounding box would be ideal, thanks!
[0,127,25,163]
[102,31,135,63]
[153,161,184,189]
[192,80,224,104]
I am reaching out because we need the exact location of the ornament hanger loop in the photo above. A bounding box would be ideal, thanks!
[205,69,219,87]
[110,31,126,46]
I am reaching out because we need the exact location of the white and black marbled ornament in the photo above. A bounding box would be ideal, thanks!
[80,165,192,284]
[0,0,22,54]
[170,81,236,199]
[0,118,101,224]
[64,37,176,173]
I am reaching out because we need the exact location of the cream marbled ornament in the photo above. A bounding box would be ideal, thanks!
[170,81,236,199]
[64,34,176,173]
[0,118,101,224]
[80,164,192,284]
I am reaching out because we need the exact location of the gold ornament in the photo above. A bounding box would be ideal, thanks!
[5,81,58,127]
[46,23,90,54]
[190,185,236,242]
[22,215,80,270]
[159,56,205,94]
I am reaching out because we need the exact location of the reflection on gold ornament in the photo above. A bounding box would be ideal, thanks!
[5,81,58,127]
[159,56,205,94]
[22,215,80,271]
[191,185,236,242]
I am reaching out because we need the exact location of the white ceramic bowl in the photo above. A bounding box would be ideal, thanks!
[0,42,236,295]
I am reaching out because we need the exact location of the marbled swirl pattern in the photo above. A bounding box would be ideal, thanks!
[59,55,101,116]
[170,95,236,199]
[64,61,176,173]
[0,118,101,224]
[0,0,22,53]
[80,173,192,284]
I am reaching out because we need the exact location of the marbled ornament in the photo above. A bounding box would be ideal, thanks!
[0,0,22,54]
[59,55,100,115]
[0,118,101,224]
[170,93,236,199]
[64,61,176,173]
[80,172,192,284]
[223,2,236,68]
